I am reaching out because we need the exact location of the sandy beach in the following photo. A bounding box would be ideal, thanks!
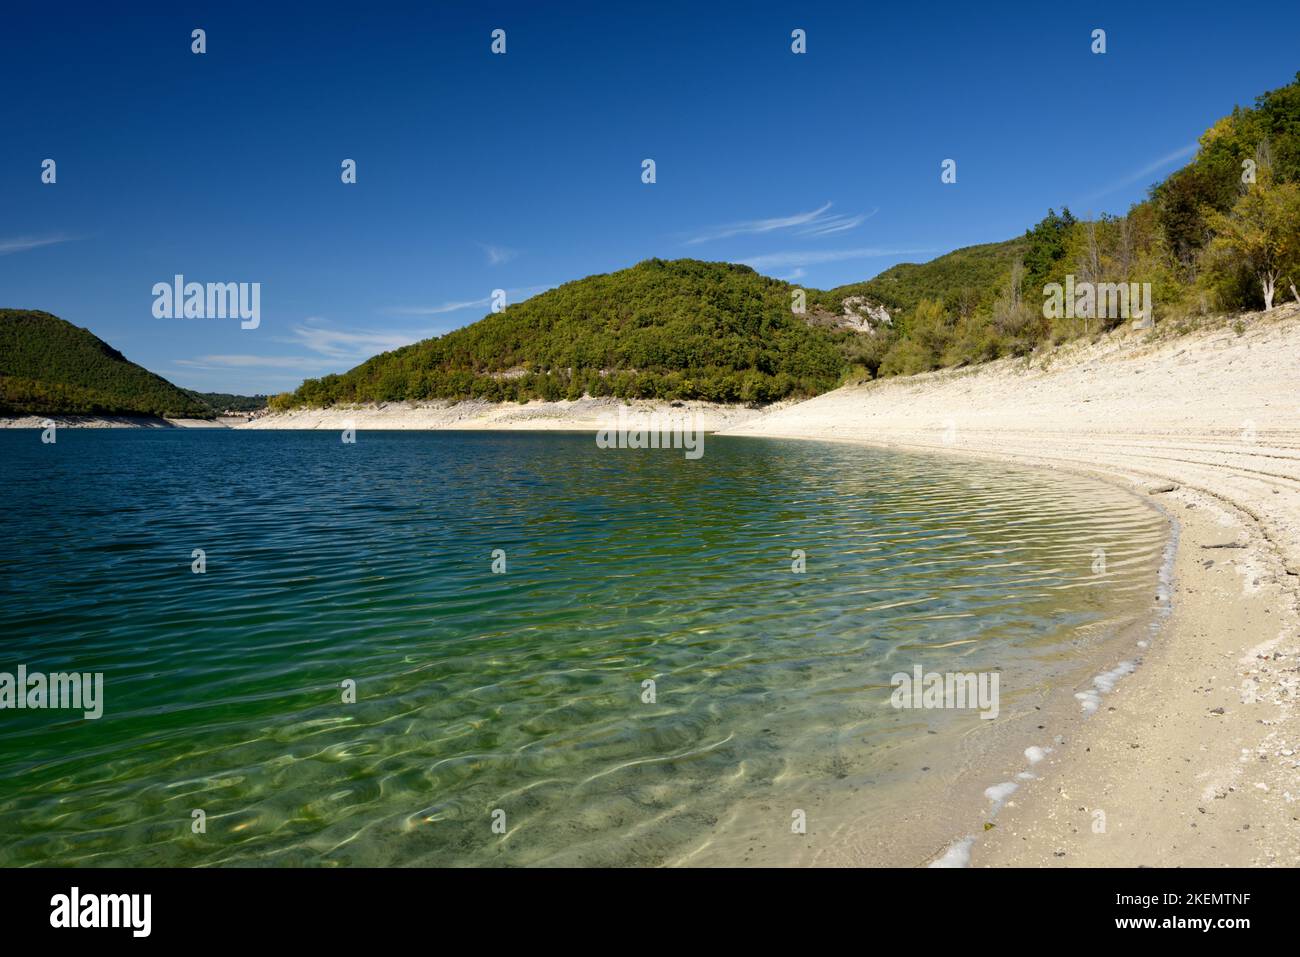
[234,397,772,432]
[0,399,768,432]
[0,415,247,429]
[724,303,1300,866]
[9,308,1297,867]
[246,303,1300,867]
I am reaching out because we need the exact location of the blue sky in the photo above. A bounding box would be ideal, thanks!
[3,1,1298,395]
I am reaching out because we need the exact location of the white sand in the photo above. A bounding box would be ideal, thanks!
[724,303,1300,867]
[0,414,177,428]
[1,399,770,432]
[236,396,772,432]
[8,304,1298,866]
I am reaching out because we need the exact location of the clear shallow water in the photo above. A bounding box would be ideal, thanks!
[0,430,1166,866]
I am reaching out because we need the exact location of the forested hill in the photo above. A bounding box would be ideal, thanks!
[9,74,1297,415]
[813,239,1028,320]
[277,73,1299,408]
[278,259,850,407]
[0,310,264,418]
[184,391,269,413]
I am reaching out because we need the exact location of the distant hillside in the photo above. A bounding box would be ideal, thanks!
[10,77,1295,418]
[819,72,1300,378]
[273,76,1299,408]
[277,259,850,408]
[185,390,268,413]
[813,238,1028,317]
[0,310,215,418]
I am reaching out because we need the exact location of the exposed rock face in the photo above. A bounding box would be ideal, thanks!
[839,296,893,334]
[803,296,893,335]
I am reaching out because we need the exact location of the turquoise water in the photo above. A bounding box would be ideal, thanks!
[0,430,1166,866]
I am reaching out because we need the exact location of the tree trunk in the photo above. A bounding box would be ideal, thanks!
[1262,272,1276,311]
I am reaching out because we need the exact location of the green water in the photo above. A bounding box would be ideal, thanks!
[0,430,1166,866]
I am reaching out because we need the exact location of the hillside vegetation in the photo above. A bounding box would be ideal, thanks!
[185,391,269,413]
[825,72,1300,378]
[0,310,217,418]
[277,259,847,408]
[7,77,1296,416]
[274,75,1298,409]
[0,311,268,418]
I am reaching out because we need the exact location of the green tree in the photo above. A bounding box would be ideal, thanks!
[1205,172,1300,310]
[1022,209,1077,293]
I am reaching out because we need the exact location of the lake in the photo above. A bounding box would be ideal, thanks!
[0,429,1166,866]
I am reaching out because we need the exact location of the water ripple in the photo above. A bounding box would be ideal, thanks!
[0,430,1165,866]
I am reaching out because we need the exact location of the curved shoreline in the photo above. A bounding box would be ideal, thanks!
[926,480,1180,868]
[6,310,1297,866]
[722,309,1300,867]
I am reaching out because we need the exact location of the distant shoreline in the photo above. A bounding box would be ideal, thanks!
[0,414,245,429]
[0,398,779,433]
[238,397,777,432]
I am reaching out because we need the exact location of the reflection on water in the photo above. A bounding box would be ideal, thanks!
[0,430,1165,866]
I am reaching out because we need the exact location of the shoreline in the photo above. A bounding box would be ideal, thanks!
[0,398,774,433]
[667,449,1173,868]
[0,414,248,429]
[6,308,1298,866]
[723,307,1300,867]
[239,397,773,432]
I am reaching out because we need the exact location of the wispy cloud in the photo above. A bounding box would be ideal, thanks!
[387,284,555,317]
[688,202,866,245]
[478,242,518,265]
[389,297,492,317]
[283,319,418,358]
[739,247,934,270]
[1078,142,1199,205]
[176,318,432,378]
[796,207,878,237]
[0,234,79,256]
[173,354,338,371]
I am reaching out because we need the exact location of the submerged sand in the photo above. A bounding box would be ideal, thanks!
[724,304,1300,867]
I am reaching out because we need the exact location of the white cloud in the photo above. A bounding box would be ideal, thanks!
[284,321,417,358]
[797,207,878,237]
[478,242,518,265]
[174,318,431,379]
[387,284,555,318]
[1078,142,1199,205]
[739,247,934,270]
[389,297,491,317]
[686,202,838,244]
[0,234,79,256]
[173,354,338,371]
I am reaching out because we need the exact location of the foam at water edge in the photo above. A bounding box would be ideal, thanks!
[1024,745,1052,764]
[1075,660,1137,713]
[928,836,975,868]
[1074,499,1178,714]
[983,781,1019,806]
[929,500,1179,869]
